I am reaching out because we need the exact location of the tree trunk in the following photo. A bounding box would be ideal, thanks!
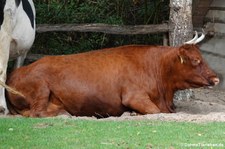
[169,0,194,100]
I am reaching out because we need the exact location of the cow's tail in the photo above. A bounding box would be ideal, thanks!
[0,80,25,97]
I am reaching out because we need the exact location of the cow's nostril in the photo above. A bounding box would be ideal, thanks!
[212,77,220,86]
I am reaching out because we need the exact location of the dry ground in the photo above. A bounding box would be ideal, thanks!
[72,88,225,122]
[2,88,225,122]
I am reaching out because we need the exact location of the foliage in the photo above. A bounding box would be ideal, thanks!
[0,118,225,148]
[31,0,169,55]
[35,0,123,24]
[34,0,168,24]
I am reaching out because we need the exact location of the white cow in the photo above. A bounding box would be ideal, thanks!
[0,0,35,114]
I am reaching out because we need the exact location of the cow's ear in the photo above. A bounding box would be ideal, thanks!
[178,47,187,64]
[178,55,184,64]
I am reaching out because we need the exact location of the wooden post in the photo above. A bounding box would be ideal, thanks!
[169,0,194,100]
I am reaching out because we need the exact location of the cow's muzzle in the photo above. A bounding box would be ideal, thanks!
[208,77,220,87]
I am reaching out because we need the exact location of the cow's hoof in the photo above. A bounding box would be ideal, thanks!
[0,106,5,114]
[57,111,72,118]
[130,111,141,116]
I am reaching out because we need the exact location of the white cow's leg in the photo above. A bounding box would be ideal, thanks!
[0,51,9,114]
[0,48,10,114]
[14,51,28,68]
[0,34,10,114]
[0,83,8,114]
[0,56,10,114]
[0,30,11,114]
[0,7,13,114]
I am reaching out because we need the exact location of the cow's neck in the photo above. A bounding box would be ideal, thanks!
[159,47,181,90]
[156,47,180,111]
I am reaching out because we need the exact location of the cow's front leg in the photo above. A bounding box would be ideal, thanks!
[122,90,160,114]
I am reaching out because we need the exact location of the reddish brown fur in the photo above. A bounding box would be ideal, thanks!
[6,44,219,117]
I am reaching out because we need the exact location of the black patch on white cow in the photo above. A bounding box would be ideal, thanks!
[0,0,6,28]
[16,0,22,7]
[22,0,34,28]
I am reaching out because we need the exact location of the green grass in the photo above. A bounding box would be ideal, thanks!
[0,118,224,149]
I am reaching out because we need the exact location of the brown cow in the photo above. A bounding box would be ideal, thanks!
[6,33,219,117]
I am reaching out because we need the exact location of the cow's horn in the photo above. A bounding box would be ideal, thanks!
[184,31,198,44]
[194,30,205,44]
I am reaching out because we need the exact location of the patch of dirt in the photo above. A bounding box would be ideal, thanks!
[71,89,225,122]
[1,89,225,122]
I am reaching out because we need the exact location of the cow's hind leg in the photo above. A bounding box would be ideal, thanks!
[44,102,71,117]
[30,86,68,117]
[122,90,160,114]
[41,93,70,117]
[29,80,51,117]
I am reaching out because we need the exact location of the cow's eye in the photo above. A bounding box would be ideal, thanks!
[192,59,201,66]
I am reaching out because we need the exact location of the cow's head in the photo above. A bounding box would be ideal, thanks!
[175,31,219,89]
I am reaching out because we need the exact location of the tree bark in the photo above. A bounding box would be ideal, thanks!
[169,0,193,46]
[169,0,194,100]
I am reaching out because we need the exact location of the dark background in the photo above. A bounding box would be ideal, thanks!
[32,0,169,55]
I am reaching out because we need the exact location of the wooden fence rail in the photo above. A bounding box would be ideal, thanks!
[26,23,170,61]
[28,23,211,62]
[36,23,169,34]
